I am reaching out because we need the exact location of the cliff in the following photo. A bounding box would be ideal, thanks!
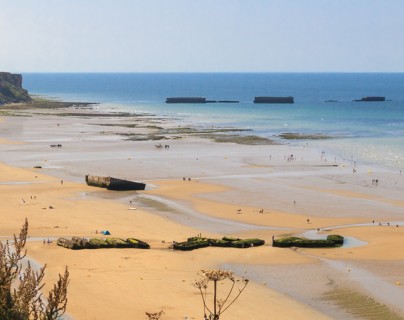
[0,72,32,105]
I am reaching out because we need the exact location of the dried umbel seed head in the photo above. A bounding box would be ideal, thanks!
[193,277,209,289]
[237,277,249,284]
[200,269,235,282]
[193,268,249,319]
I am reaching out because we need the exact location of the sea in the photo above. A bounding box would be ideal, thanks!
[22,73,404,171]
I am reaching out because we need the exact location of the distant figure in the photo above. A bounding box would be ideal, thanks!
[307,218,310,223]
[293,200,296,206]
[61,180,63,185]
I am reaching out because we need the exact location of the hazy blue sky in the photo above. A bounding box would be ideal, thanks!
[1,0,403,72]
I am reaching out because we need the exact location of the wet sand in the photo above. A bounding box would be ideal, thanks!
[0,102,403,319]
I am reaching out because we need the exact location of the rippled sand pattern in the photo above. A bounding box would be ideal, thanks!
[322,287,404,320]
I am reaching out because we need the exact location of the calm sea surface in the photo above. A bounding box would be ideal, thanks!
[23,73,404,170]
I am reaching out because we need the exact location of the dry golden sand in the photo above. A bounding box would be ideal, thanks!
[146,179,364,230]
[1,162,329,320]
[1,107,403,320]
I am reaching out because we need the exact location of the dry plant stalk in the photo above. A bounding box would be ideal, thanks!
[193,269,249,320]
[0,219,70,320]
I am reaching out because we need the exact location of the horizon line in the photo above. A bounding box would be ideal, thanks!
[18,71,404,74]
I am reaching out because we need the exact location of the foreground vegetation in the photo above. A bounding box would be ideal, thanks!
[193,269,249,320]
[0,220,69,320]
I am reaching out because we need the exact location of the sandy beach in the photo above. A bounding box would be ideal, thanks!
[1,102,403,320]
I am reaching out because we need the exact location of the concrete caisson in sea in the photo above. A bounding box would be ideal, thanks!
[254,96,294,104]
[166,97,206,103]
[218,100,239,103]
[85,174,146,191]
[166,97,239,104]
[354,96,386,102]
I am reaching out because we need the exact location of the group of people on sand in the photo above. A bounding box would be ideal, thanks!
[373,220,399,227]
[21,195,37,204]
[182,177,191,181]
[155,143,170,149]
[20,195,56,210]
[285,154,297,162]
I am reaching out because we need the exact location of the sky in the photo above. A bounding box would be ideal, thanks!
[1,0,404,73]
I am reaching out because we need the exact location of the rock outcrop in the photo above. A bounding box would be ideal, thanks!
[0,72,31,105]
